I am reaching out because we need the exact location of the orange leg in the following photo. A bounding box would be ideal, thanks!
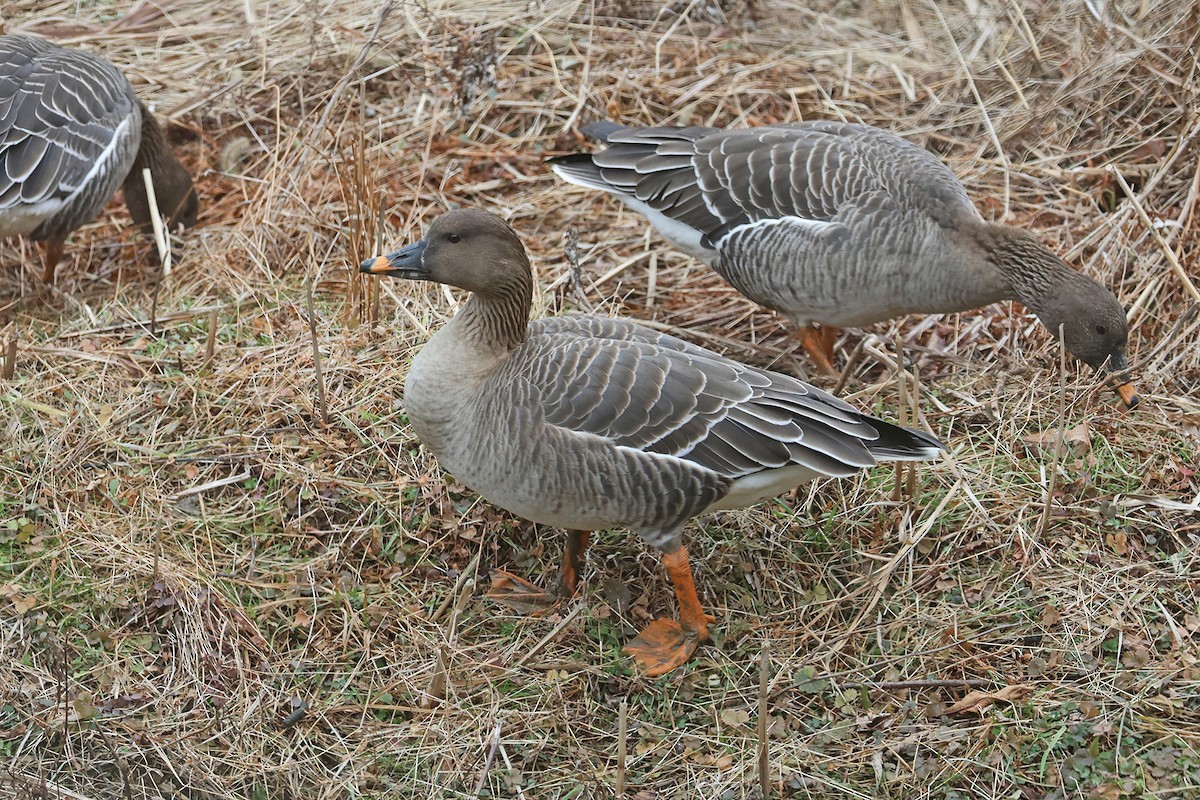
[489,530,590,615]
[40,239,65,284]
[560,531,590,597]
[624,545,714,676]
[798,324,840,377]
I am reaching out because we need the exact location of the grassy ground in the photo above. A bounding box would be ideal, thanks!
[2,1,1199,798]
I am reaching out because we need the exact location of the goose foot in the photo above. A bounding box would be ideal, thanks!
[625,619,706,676]
[40,239,65,284]
[623,545,713,676]
[487,570,562,616]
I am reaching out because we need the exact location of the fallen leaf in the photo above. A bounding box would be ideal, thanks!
[1127,139,1167,161]
[718,708,751,728]
[603,576,632,614]
[1021,423,1091,456]
[945,684,1033,716]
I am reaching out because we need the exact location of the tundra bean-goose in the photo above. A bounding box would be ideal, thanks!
[361,208,944,676]
[549,120,1139,408]
[0,35,199,283]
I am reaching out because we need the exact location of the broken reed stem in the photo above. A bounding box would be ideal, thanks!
[564,225,594,312]
[203,309,218,370]
[1037,327,1069,540]
[757,640,770,798]
[422,646,449,709]
[141,167,171,275]
[2,337,15,379]
[617,697,628,798]
[907,365,919,496]
[371,198,385,326]
[474,721,503,798]
[305,276,330,427]
[149,271,162,337]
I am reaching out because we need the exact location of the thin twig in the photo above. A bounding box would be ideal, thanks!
[305,276,330,427]
[839,678,995,690]
[513,603,585,667]
[1113,169,1200,304]
[617,698,628,798]
[1036,328,1068,541]
[757,640,771,798]
[311,1,395,141]
[429,551,481,624]
[203,309,218,371]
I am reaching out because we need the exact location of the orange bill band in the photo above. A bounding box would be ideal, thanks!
[1114,381,1139,409]
[362,255,393,274]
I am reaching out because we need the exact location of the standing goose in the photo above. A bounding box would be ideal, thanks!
[549,120,1139,408]
[0,35,199,283]
[361,208,944,675]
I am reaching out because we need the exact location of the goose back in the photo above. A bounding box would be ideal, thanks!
[550,120,1135,385]
[552,121,1008,326]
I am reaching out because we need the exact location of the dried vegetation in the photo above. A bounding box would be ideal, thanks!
[1,0,1199,798]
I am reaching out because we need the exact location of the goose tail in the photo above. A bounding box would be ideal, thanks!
[865,419,946,462]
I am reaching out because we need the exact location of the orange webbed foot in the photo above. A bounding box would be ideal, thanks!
[624,545,714,676]
[624,618,711,676]
[624,619,700,676]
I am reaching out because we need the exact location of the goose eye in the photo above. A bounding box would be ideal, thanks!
[1095,324,1107,335]
[447,233,462,243]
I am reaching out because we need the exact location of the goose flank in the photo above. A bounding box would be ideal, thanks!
[549,120,1138,408]
[361,208,945,675]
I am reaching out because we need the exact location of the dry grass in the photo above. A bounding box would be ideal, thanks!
[2,1,1199,798]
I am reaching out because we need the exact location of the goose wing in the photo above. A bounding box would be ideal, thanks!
[518,315,941,479]
[0,36,137,215]
[550,120,980,249]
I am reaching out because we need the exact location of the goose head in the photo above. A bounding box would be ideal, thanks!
[360,208,529,297]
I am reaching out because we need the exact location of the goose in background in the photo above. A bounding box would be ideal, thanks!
[549,120,1139,408]
[0,34,199,283]
[361,208,944,676]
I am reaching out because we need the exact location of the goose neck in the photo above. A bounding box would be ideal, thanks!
[124,102,173,182]
[978,223,1072,316]
[452,270,532,354]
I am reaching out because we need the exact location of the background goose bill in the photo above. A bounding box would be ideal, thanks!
[1112,378,1140,409]
[360,238,429,279]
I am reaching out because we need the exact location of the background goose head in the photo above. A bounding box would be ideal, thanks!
[122,102,200,237]
[361,208,529,298]
[982,225,1137,406]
